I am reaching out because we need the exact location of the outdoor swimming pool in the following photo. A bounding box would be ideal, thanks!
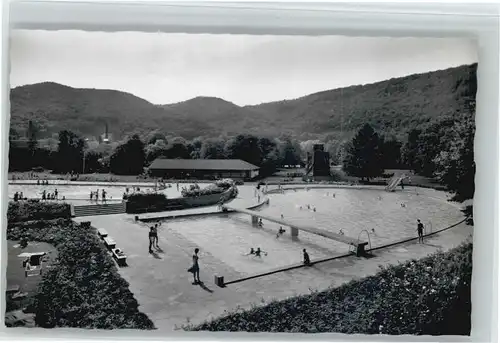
[8,182,213,205]
[9,181,465,276]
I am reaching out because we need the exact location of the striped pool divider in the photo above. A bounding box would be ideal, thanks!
[217,217,468,287]
[138,195,270,223]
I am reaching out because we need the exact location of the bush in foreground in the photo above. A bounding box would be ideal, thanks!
[8,219,155,330]
[188,242,472,335]
[7,201,71,223]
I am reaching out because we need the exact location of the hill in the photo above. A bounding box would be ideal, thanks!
[9,64,476,141]
[9,82,215,140]
[247,63,477,139]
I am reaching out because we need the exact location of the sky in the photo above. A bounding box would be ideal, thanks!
[10,30,478,106]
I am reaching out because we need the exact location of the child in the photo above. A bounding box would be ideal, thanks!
[255,247,267,257]
[276,227,286,238]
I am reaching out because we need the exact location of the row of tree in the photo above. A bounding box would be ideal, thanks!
[342,101,474,218]
[10,127,407,176]
[9,108,474,207]
[9,130,307,177]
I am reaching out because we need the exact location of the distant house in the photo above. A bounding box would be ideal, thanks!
[148,158,260,180]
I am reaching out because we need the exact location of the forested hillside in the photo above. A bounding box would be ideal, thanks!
[10,64,476,141]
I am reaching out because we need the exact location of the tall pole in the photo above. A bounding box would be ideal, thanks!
[82,138,89,174]
[340,88,344,164]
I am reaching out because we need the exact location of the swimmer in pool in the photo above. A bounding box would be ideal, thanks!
[276,227,286,238]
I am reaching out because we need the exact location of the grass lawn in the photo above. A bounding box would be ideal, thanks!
[6,214,155,329]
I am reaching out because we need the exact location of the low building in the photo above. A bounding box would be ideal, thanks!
[148,158,260,180]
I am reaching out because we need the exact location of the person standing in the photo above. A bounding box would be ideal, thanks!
[416,219,425,243]
[148,227,155,254]
[153,223,160,248]
[303,248,311,266]
[190,248,201,284]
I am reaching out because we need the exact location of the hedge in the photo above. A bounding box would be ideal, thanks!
[188,242,472,335]
[181,180,234,197]
[124,192,173,213]
[7,219,155,330]
[8,201,71,223]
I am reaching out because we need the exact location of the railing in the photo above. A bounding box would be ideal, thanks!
[349,229,372,254]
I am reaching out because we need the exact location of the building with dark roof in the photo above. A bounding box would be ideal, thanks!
[148,158,260,180]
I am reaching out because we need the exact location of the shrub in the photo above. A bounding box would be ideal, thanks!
[181,185,225,197]
[188,242,472,335]
[7,219,155,330]
[8,201,71,223]
[124,192,172,213]
[181,180,233,197]
[214,179,235,189]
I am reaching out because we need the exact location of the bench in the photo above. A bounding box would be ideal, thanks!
[97,228,108,238]
[6,285,20,295]
[112,248,127,267]
[103,237,116,249]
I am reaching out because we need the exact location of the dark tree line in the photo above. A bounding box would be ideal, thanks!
[9,130,304,178]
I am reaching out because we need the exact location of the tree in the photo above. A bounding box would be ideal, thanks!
[401,129,421,171]
[110,134,145,175]
[224,135,262,167]
[189,137,204,159]
[163,137,191,159]
[146,131,167,145]
[259,137,280,176]
[55,130,85,173]
[343,123,384,181]
[83,151,102,173]
[381,138,402,169]
[199,138,226,159]
[27,120,38,157]
[145,139,168,163]
[9,128,19,142]
[324,139,342,165]
[434,108,475,224]
[279,138,303,167]
[406,118,457,177]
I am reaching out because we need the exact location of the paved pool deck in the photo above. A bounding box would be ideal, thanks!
[74,209,472,333]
